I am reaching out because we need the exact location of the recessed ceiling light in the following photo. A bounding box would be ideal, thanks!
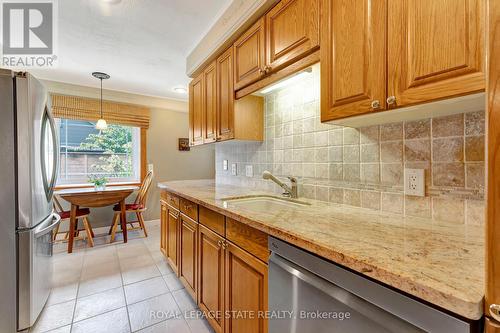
[173,87,187,94]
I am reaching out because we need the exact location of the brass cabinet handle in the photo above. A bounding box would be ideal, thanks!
[217,240,222,247]
[258,68,265,74]
[386,96,397,105]
[222,241,228,249]
[264,66,272,74]
[371,100,380,109]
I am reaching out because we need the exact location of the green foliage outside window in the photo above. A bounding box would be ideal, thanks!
[79,124,133,178]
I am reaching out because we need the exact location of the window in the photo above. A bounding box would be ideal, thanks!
[56,119,141,186]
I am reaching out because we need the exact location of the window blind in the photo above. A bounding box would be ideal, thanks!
[51,94,150,129]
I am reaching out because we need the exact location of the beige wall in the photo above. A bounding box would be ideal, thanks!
[48,80,215,229]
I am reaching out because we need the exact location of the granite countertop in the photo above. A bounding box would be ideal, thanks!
[158,179,484,320]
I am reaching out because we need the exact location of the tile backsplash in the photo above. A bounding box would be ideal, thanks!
[216,65,485,225]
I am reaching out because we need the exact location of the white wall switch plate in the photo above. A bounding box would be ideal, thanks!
[223,160,228,171]
[231,163,237,176]
[148,164,154,172]
[245,165,253,177]
[404,168,425,196]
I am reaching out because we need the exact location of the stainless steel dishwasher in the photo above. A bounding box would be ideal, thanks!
[268,237,480,333]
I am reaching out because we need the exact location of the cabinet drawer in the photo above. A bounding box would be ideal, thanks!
[161,191,180,209]
[180,198,198,221]
[199,206,225,237]
[226,218,269,263]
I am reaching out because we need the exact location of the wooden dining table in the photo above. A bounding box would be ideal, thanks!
[55,186,138,253]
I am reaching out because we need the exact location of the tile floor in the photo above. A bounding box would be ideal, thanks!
[30,220,214,333]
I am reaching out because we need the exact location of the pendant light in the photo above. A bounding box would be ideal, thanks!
[92,71,110,130]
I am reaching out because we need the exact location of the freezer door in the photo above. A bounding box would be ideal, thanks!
[16,74,59,230]
[17,213,61,331]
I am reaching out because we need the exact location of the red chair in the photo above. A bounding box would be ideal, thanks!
[53,196,94,248]
[110,171,153,242]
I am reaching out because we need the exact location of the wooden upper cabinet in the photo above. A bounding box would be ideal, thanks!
[189,73,204,146]
[198,225,225,333]
[320,0,387,122]
[203,61,217,144]
[179,215,198,299]
[387,0,485,107]
[265,0,320,73]
[216,47,235,141]
[225,241,268,333]
[234,18,266,90]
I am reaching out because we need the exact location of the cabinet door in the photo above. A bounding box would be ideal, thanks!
[189,73,204,146]
[166,206,179,275]
[198,225,225,333]
[216,47,235,141]
[160,201,167,256]
[234,18,266,91]
[203,61,217,144]
[387,0,485,107]
[265,0,319,72]
[179,215,198,299]
[320,0,387,121]
[225,241,268,333]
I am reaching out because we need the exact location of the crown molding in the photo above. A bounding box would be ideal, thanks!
[186,0,278,77]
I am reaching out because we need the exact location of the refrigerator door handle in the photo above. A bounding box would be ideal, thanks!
[34,213,60,237]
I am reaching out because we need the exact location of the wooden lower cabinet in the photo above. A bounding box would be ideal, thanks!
[179,214,198,299]
[166,205,179,275]
[161,192,268,333]
[160,201,167,256]
[198,225,225,333]
[225,240,268,333]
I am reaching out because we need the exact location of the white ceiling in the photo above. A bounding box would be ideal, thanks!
[30,0,231,100]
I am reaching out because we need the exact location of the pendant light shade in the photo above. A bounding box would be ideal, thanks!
[92,71,110,131]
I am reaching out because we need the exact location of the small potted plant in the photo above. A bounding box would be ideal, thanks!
[89,175,108,191]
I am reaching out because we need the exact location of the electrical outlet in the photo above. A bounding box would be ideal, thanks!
[245,165,253,177]
[231,163,237,176]
[404,168,425,196]
[223,160,228,171]
[148,164,154,172]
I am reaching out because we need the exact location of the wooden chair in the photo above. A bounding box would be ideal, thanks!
[110,171,154,242]
[53,196,94,247]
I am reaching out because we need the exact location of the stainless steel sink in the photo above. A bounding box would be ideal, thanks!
[221,195,310,211]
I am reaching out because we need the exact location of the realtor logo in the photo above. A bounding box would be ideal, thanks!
[1,0,58,67]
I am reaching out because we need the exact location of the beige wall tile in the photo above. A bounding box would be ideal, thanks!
[329,163,343,181]
[329,129,343,145]
[343,145,360,163]
[432,114,464,138]
[466,162,485,189]
[303,163,315,178]
[329,187,343,204]
[360,144,380,163]
[343,164,360,181]
[361,164,380,184]
[361,191,381,210]
[465,111,485,136]
[381,141,403,162]
[432,163,465,187]
[405,119,430,139]
[315,164,329,179]
[314,131,329,147]
[301,184,315,199]
[316,186,329,202]
[343,127,360,145]
[432,138,464,162]
[405,196,431,218]
[344,189,361,207]
[404,139,430,162]
[465,136,485,161]
[465,200,485,225]
[432,197,465,224]
[381,163,403,185]
[315,147,329,163]
[360,126,379,144]
[380,123,403,141]
[381,192,404,214]
[329,146,343,162]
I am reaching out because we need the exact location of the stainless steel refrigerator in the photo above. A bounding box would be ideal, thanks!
[0,69,61,332]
